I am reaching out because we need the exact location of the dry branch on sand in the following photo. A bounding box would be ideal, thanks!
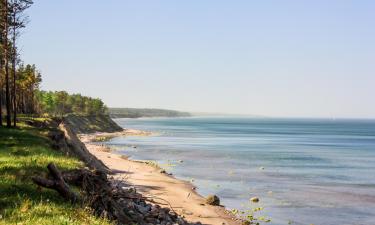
[33,163,203,225]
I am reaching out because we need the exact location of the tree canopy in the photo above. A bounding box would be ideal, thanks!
[1,0,108,125]
[36,91,107,117]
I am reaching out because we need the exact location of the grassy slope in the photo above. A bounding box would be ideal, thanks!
[0,121,112,225]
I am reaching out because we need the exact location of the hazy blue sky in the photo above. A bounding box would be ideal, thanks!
[20,1,375,118]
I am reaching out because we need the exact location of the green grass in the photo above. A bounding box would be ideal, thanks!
[0,122,112,225]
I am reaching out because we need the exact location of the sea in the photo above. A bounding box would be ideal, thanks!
[106,117,375,225]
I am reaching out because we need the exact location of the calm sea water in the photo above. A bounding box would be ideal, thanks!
[108,117,375,225]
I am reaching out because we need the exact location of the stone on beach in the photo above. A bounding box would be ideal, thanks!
[205,195,220,206]
[250,197,259,203]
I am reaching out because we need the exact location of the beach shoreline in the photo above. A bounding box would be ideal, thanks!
[79,130,240,225]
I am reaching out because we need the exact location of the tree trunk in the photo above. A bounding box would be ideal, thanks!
[11,21,16,127]
[12,60,16,127]
[5,51,10,127]
[0,88,3,126]
[0,65,3,126]
[3,0,11,128]
[32,163,80,203]
[21,91,24,113]
[32,163,132,224]
[0,0,3,126]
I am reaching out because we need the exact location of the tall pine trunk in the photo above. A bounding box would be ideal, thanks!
[0,88,2,126]
[4,0,11,128]
[12,54,16,127]
[11,18,16,127]
[0,59,3,127]
[0,0,4,126]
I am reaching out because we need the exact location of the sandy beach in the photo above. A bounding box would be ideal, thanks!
[80,130,240,225]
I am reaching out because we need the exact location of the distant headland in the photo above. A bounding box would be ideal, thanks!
[109,108,191,118]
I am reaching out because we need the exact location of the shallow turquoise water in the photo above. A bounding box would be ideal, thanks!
[109,117,375,225]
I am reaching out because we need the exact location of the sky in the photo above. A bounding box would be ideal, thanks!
[19,0,375,118]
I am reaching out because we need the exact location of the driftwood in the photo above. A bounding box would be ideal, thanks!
[33,163,201,225]
[32,163,80,203]
[32,163,132,224]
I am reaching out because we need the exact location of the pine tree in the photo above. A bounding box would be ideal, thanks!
[8,0,33,127]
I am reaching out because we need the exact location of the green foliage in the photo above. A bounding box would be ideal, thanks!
[0,122,113,225]
[17,63,42,111]
[92,136,113,142]
[231,205,271,225]
[144,160,163,169]
[36,90,108,117]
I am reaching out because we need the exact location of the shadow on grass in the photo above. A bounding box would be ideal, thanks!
[0,125,81,219]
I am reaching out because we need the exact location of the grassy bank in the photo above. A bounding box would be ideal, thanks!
[0,120,112,225]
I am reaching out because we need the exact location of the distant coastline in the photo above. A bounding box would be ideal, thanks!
[109,107,191,118]
[108,107,267,119]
